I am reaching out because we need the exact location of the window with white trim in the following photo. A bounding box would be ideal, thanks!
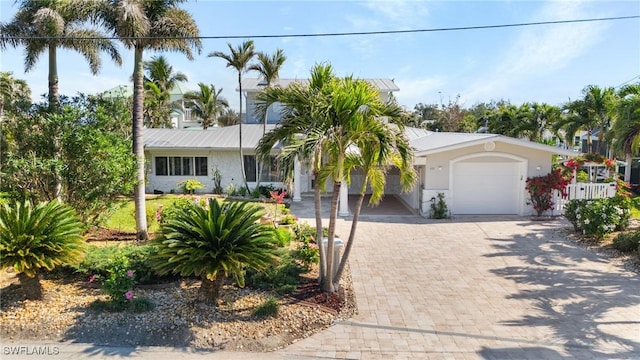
[155,156,207,176]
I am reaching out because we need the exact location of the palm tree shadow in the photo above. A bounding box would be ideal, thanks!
[479,224,640,359]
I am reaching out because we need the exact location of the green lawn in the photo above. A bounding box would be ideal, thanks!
[100,195,283,233]
[631,196,640,219]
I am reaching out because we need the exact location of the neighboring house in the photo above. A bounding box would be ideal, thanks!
[143,125,579,216]
[240,78,399,124]
[101,84,201,129]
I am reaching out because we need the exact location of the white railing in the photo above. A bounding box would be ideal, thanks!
[551,182,616,215]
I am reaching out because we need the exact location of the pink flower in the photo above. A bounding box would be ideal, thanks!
[127,270,134,278]
[125,291,134,300]
[155,205,163,222]
[89,274,97,283]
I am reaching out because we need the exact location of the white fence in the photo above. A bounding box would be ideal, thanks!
[551,182,617,215]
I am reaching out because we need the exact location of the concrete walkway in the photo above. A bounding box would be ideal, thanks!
[3,205,639,359]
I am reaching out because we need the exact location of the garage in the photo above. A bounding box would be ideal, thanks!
[451,160,522,214]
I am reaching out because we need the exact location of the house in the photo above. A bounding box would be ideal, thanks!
[143,124,579,216]
[240,78,399,124]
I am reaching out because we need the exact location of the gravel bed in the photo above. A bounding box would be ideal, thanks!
[0,272,357,352]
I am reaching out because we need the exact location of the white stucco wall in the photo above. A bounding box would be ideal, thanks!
[417,141,554,216]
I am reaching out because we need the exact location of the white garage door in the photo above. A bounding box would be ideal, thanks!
[452,162,521,214]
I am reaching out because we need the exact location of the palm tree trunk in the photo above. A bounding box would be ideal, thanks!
[133,46,148,241]
[48,44,63,202]
[238,73,250,193]
[18,273,43,300]
[323,181,340,293]
[198,275,225,303]
[625,152,632,182]
[314,171,325,285]
[334,191,365,287]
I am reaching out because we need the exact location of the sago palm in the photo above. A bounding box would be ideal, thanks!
[0,201,85,300]
[152,199,278,303]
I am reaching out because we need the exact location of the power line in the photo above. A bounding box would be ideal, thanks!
[615,75,640,88]
[4,15,639,41]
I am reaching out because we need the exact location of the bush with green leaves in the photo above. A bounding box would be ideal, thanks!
[152,199,278,303]
[211,167,223,194]
[612,231,640,253]
[429,192,450,219]
[97,254,135,308]
[274,227,292,247]
[72,244,161,285]
[0,201,85,300]
[177,179,205,194]
[564,196,631,239]
[246,249,303,295]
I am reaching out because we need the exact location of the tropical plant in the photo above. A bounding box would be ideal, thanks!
[0,0,122,109]
[209,40,256,192]
[429,192,450,219]
[256,64,416,292]
[143,55,187,128]
[0,71,31,117]
[0,201,85,300]
[177,178,204,194]
[100,0,202,241]
[183,83,229,129]
[525,168,571,217]
[218,108,240,126]
[611,83,640,182]
[152,199,278,303]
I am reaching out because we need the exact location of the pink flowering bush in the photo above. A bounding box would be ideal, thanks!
[526,168,571,216]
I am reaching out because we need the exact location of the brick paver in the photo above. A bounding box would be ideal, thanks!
[283,211,640,359]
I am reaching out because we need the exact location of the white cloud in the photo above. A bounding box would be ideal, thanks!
[394,76,446,109]
[462,0,609,104]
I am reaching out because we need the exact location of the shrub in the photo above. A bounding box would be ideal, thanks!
[0,201,85,300]
[429,192,449,219]
[178,179,205,194]
[612,231,640,253]
[253,296,279,318]
[246,249,303,292]
[98,254,135,308]
[225,183,237,196]
[152,199,278,303]
[72,244,160,285]
[251,187,261,198]
[279,214,297,225]
[526,168,570,217]
[565,196,631,239]
[274,227,292,247]
[211,167,223,194]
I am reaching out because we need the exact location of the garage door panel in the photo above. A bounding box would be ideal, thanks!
[452,162,520,214]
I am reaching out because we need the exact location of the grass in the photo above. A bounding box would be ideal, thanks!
[631,196,640,219]
[253,296,279,318]
[100,194,284,233]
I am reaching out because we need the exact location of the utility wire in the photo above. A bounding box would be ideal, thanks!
[615,75,640,88]
[4,15,639,41]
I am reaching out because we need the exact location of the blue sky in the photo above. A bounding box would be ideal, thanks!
[1,0,639,112]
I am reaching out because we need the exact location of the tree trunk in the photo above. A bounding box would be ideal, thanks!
[133,46,148,241]
[322,181,340,293]
[48,44,63,202]
[198,275,225,303]
[334,191,365,287]
[625,152,632,183]
[314,171,325,285]
[238,73,250,193]
[18,273,43,300]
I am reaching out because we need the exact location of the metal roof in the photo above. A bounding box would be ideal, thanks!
[408,128,579,157]
[144,124,579,157]
[144,124,277,150]
[240,78,400,92]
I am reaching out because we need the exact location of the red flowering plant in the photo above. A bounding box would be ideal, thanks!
[269,190,287,223]
[526,168,571,217]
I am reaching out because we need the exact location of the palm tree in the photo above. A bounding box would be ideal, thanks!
[144,55,188,93]
[248,49,287,133]
[143,55,187,128]
[256,64,338,287]
[152,199,277,303]
[584,85,617,155]
[0,200,85,300]
[217,108,240,126]
[183,83,229,129]
[209,40,256,193]
[514,102,561,142]
[555,99,594,152]
[143,81,171,128]
[257,65,416,292]
[612,84,640,182]
[0,0,122,109]
[100,0,201,241]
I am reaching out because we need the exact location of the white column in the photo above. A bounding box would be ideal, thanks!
[293,156,302,202]
[338,180,350,217]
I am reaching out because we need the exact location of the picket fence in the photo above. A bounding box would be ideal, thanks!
[550,182,617,215]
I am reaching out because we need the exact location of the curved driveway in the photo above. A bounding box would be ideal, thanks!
[283,216,640,359]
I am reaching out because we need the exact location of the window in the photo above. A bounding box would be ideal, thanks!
[244,155,279,182]
[244,155,257,182]
[155,156,208,176]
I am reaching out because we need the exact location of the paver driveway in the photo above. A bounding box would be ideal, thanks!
[283,215,640,359]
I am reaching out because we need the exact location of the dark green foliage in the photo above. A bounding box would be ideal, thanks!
[612,231,640,253]
[246,249,303,294]
[253,296,279,318]
[565,196,631,238]
[158,198,196,224]
[0,201,85,278]
[258,184,276,198]
[152,199,278,298]
[429,192,450,219]
[71,244,161,285]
